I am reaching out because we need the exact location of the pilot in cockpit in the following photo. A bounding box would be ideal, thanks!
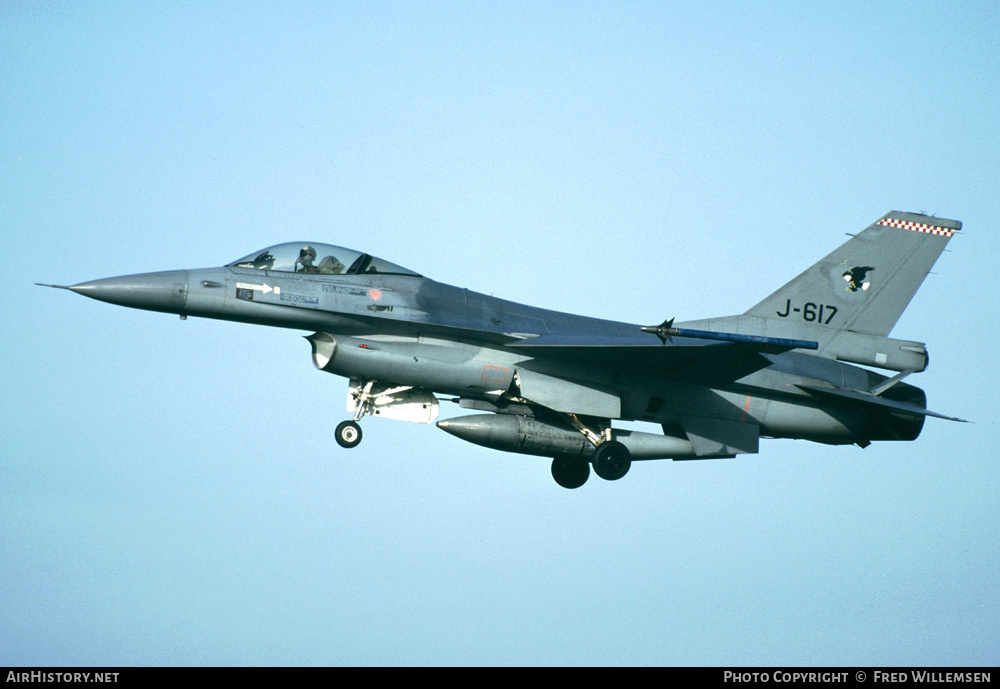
[295,245,345,274]
[294,246,317,272]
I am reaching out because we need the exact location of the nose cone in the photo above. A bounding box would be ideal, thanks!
[69,270,190,314]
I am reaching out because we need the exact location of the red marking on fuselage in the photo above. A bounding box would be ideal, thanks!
[482,365,509,384]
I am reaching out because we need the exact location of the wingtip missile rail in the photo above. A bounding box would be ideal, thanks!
[641,319,818,350]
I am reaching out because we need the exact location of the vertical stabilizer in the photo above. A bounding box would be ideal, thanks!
[743,211,960,337]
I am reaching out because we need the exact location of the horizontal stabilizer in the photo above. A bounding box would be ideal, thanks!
[797,384,968,422]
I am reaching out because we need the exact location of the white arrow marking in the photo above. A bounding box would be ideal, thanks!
[236,282,279,295]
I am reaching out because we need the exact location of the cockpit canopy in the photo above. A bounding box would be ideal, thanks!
[228,242,421,277]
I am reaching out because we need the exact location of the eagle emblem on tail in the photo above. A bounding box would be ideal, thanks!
[842,266,874,292]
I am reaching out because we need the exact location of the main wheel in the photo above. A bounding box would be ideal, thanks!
[335,420,363,449]
[591,441,631,481]
[551,455,590,489]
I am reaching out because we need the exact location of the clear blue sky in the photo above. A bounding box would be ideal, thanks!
[2,1,997,666]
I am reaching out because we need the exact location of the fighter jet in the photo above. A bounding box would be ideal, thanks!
[41,211,966,488]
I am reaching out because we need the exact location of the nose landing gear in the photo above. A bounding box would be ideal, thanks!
[335,420,363,448]
[333,378,441,450]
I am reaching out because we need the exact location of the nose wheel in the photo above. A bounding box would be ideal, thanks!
[335,420,363,448]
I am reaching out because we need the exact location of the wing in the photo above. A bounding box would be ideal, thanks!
[508,330,818,386]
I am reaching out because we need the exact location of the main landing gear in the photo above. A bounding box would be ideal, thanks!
[551,455,590,489]
[564,414,632,488]
[550,440,632,489]
[591,440,631,481]
[550,414,632,488]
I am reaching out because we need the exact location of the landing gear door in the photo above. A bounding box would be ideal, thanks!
[347,379,439,424]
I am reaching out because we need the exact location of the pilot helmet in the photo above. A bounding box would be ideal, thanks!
[300,246,317,260]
